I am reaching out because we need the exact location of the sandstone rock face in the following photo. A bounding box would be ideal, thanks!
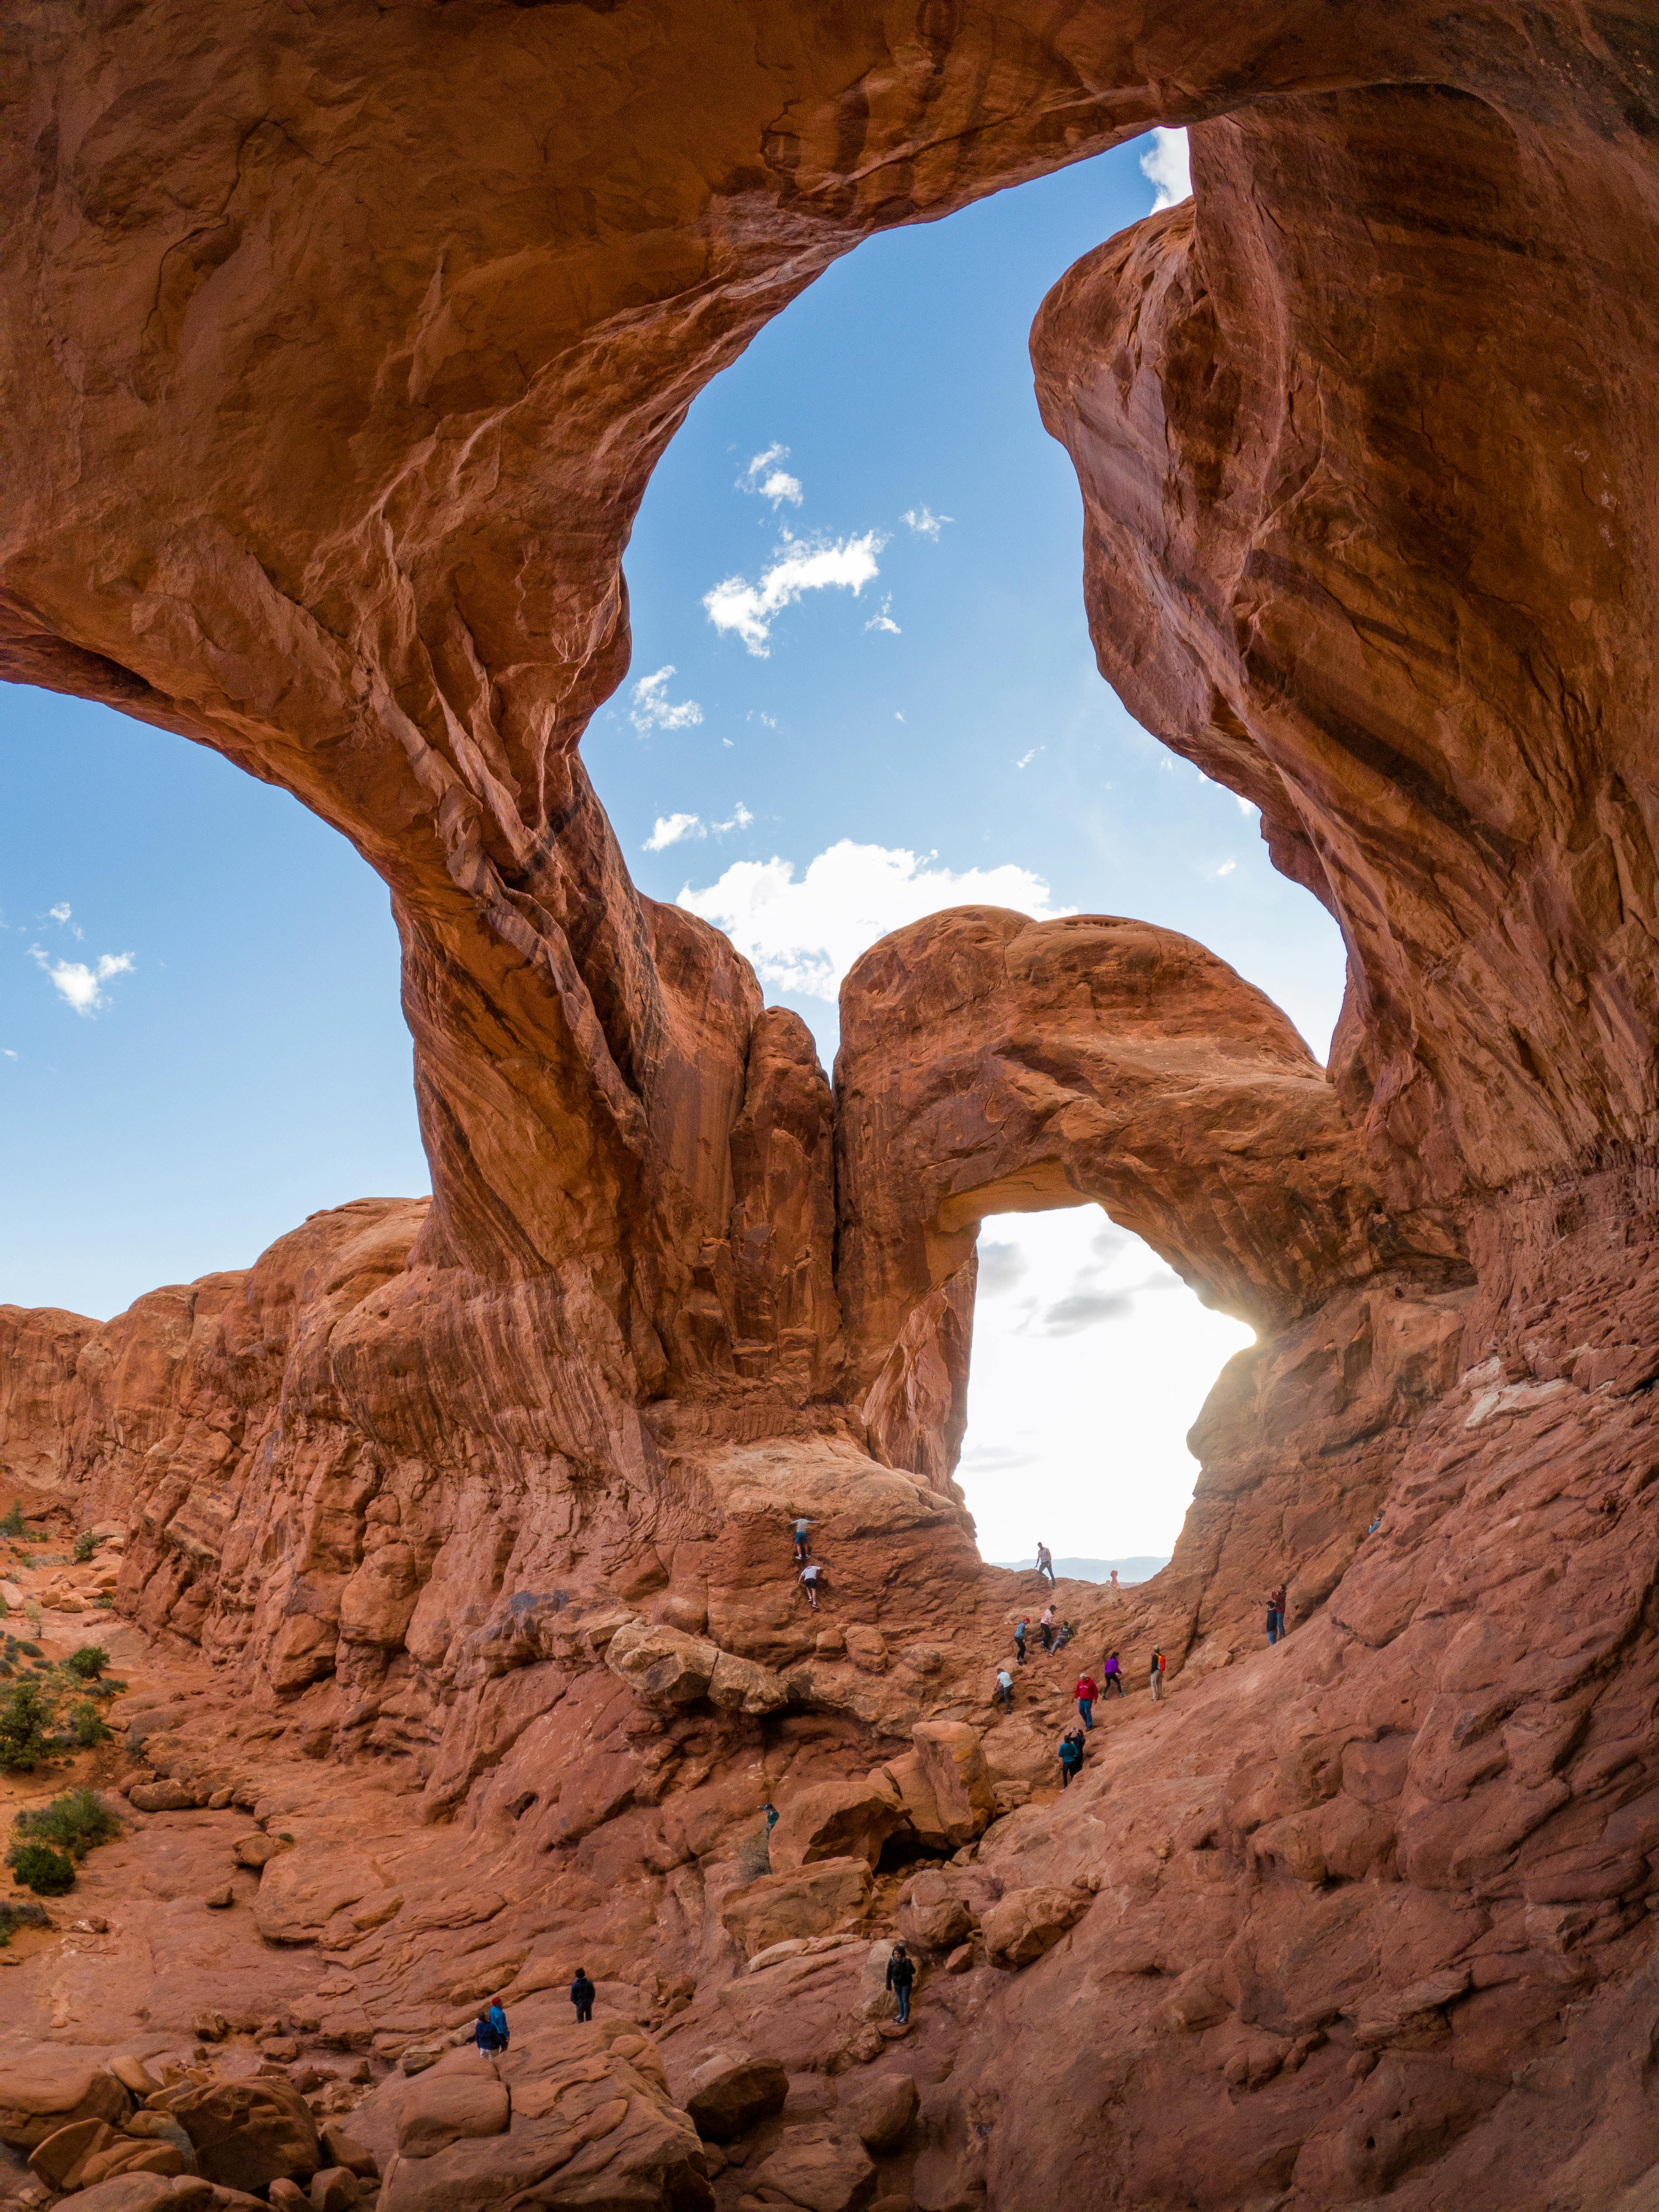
[3,6,1659,2210]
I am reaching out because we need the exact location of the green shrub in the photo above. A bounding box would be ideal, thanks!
[70,1703,108,1749]
[0,1900,50,1947]
[10,1843,74,1895]
[0,1680,56,1771]
[0,1502,23,1538]
[63,1646,108,1682]
[14,1642,41,1659]
[12,1787,120,1858]
[73,1531,99,1564]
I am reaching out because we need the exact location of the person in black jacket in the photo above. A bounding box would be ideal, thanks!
[885,1941,916,2025]
[570,1968,596,2024]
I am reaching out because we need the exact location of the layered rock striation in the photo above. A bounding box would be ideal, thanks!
[4,3,1659,2208]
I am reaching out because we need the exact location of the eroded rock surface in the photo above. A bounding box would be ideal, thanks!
[4,4,1659,2210]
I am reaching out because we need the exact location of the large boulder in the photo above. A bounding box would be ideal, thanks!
[682,2052,789,2143]
[769,1779,902,1873]
[54,2183,220,2212]
[845,2073,918,2156]
[375,2020,712,2212]
[706,1649,790,1717]
[910,1722,994,1847]
[251,1847,394,1945]
[394,2055,510,2159]
[748,2127,877,2212]
[719,1858,873,1959]
[895,1870,975,1951]
[604,1620,718,1706]
[161,2078,321,2193]
[980,1884,1092,1969]
[0,2055,131,2150]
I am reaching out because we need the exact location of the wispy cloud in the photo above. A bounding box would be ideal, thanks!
[865,596,901,636]
[738,444,804,509]
[678,838,1073,1001]
[30,946,135,1015]
[1014,746,1043,770]
[902,506,953,541]
[46,902,83,940]
[1141,127,1192,212]
[643,802,752,854]
[1214,859,1237,878]
[705,531,884,656]
[629,666,703,734]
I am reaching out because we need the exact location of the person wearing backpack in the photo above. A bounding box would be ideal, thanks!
[1058,1729,1085,1789]
[1074,1671,1097,1729]
[569,1968,596,2024]
[1149,1648,1166,1701]
[885,1941,917,2024]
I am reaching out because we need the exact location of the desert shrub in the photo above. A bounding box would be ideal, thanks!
[12,1787,121,1859]
[0,1900,51,1947]
[0,1680,56,1771]
[735,1827,772,1884]
[69,1703,107,1749]
[10,1843,74,1895]
[0,1501,23,1538]
[73,1531,99,1564]
[14,1642,41,1659]
[63,1646,108,1682]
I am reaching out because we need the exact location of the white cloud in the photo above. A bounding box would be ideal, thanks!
[678,837,1073,1002]
[48,903,70,924]
[865,596,901,636]
[902,506,953,540]
[644,813,704,852]
[704,531,884,656]
[1014,746,1043,770]
[1236,794,1257,818]
[714,802,754,833]
[30,946,135,1015]
[2,1049,16,1061]
[1141,127,1192,212]
[1215,860,1237,878]
[738,443,804,509]
[629,666,703,734]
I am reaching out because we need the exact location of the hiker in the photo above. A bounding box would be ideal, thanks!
[1149,1648,1166,1701]
[1013,1617,1028,1667]
[762,1801,779,1833]
[1038,1603,1056,1653]
[1058,1728,1085,1789]
[474,2003,508,2054]
[792,1515,811,1564]
[995,1667,1014,1713]
[886,1941,916,2025]
[1055,1618,1074,1652]
[1263,1582,1288,1646]
[570,1968,596,2024]
[1036,1541,1056,1586]
[1102,1649,1124,1699]
[799,1558,825,1611]
[1074,1670,1097,1730]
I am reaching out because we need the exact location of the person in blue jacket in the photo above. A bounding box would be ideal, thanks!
[474,2000,509,2052]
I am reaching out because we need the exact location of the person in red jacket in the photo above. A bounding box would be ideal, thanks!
[1074,1671,1097,1730]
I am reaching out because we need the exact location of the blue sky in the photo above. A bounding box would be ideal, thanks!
[1,132,1344,1557]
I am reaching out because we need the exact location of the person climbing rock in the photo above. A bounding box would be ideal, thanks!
[799,1558,825,1611]
[570,1968,596,2024]
[886,1941,916,2024]
[1055,1618,1074,1651]
[1102,1649,1123,1698]
[1149,1648,1166,1701]
[995,1667,1014,1713]
[1013,1617,1028,1666]
[1074,1670,1097,1729]
[1058,1728,1085,1789]
[1036,1542,1055,1586]
[792,1515,811,1564]
[474,2007,505,2054]
[1261,1582,1288,1645]
[762,1801,779,1833]
[1038,1603,1056,1653]
[485,1999,509,2050]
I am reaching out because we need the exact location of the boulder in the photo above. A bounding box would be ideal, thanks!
[847,2073,918,2156]
[895,1870,974,1951]
[604,1620,717,1706]
[683,2052,789,2142]
[29,2118,120,2190]
[252,1847,391,1945]
[78,2144,189,2189]
[706,1649,791,1717]
[307,2167,361,2210]
[163,2077,322,2193]
[395,2069,510,2159]
[749,2126,878,2212]
[124,2113,198,2168]
[770,1779,902,1874]
[909,1723,994,1847]
[129,1780,202,1813]
[720,1858,873,1959]
[0,2054,131,2150]
[232,1833,286,1871]
[108,2060,162,2099]
[54,2182,216,2212]
[980,1884,1092,1969]
[318,2124,378,2180]
[375,2020,712,2212]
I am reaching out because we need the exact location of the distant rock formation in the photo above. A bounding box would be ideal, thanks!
[3,4,1658,2206]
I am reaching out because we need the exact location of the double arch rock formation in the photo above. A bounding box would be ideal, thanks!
[2,4,1659,2206]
